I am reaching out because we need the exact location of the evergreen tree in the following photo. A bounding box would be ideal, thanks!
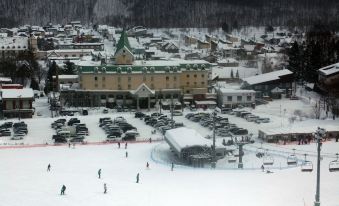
[288,41,302,81]
[63,61,76,75]
[230,69,234,78]
[45,61,58,94]
[30,78,40,90]
[236,70,239,78]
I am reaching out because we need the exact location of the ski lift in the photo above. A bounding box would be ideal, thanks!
[329,153,339,172]
[287,148,298,165]
[301,154,313,172]
[263,149,274,165]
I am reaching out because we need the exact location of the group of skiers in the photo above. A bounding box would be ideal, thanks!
[53,141,176,196]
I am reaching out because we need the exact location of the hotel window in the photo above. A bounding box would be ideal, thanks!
[227,96,232,101]
[194,74,197,78]
[94,76,98,81]
[186,82,189,85]
[128,84,131,89]
[201,74,205,78]
[237,96,242,101]
[166,76,169,81]
[186,74,190,78]
[247,96,252,101]
[201,81,205,85]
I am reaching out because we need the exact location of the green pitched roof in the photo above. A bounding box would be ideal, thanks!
[115,29,132,55]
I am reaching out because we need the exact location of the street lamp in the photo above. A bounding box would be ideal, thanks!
[314,127,326,206]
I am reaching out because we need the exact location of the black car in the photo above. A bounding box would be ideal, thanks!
[53,135,67,143]
[122,133,136,141]
[135,112,145,118]
[82,110,88,115]
[68,118,80,126]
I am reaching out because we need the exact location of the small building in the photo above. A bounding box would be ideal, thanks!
[197,40,210,49]
[184,35,198,46]
[216,88,256,108]
[241,69,293,98]
[1,88,34,119]
[164,127,226,167]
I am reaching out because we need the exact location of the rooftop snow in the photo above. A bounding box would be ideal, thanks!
[165,127,211,153]
[1,88,34,99]
[318,63,339,76]
[242,69,292,85]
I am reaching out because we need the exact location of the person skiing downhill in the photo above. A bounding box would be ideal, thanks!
[146,162,149,169]
[171,162,174,171]
[47,164,51,172]
[104,183,107,194]
[136,173,139,183]
[98,169,102,179]
[125,142,128,149]
[126,151,128,158]
[261,164,265,172]
[118,142,120,149]
[60,185,66,195]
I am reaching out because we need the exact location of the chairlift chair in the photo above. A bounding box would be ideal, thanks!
[301,154,313,172]
[287,149,298,165]
[329,153,339,172]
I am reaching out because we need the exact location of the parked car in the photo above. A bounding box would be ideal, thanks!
[172,111,183,116]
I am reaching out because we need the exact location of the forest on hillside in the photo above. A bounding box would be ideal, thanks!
[0,0,339,29]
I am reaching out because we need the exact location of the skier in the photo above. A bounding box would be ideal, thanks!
[118,142,120,149]
[136,173,139,183]
[104,183,107,194]
[125,142,128,149]
[146,162,149,169]
[68,143,71,148]
[171,162,174,171]
[60,185,66,195]
[98,169,102,179]
[126,151,128,158]
[261,164,265,172]
[47,164,51,172]
[149,137,152,143]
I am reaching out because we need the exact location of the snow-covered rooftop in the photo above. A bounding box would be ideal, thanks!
[165,127,211,153]
[318,63,339,76]
[242,69,292,85]
[1,88,34,99]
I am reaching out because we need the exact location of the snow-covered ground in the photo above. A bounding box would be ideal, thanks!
[0,141,338,206]
[1,95,339,205]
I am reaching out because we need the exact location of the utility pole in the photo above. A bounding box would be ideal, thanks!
[314,127,325,206]
[211,111,217,168]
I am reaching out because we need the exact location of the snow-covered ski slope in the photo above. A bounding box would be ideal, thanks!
[0,142,338,206]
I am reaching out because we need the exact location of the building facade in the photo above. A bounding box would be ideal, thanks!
[60,30,211,110]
